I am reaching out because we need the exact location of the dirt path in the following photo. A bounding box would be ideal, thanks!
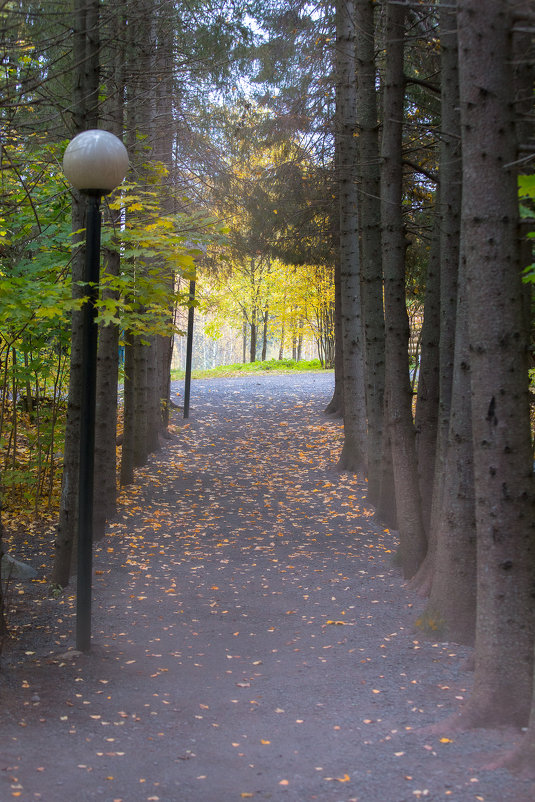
[1,374,533,802]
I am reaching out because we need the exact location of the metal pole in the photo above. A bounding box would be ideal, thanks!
[76,194,101,652]
[183,279,195,419]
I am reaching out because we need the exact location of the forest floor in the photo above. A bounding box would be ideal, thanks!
[1,374,534,802]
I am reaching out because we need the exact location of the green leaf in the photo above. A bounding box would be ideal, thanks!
[518,174,535,199]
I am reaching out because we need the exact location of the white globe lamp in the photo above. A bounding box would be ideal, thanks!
[63,129,129,194]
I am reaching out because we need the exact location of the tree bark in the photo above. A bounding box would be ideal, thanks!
[451,0,535,729]
[493,2,535,771]
[355,0,385,504]
[414,213,441,535]
[159,333,174,432]
[416,236,476,644]
[93,1,125,541]
[261,307,269,361]
[411,0,462,594]
[250,306,257,362]
[324,252,344,415]
[51,0,99,587]
[133,335,149,467]
[146,334,161,454]
[93,260,120,540]
[120,338,135,486]
[381,0,426,578]
[336,0,367,474]
[376,393,397,530]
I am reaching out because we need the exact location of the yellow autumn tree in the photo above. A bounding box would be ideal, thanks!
[199,102,335,365]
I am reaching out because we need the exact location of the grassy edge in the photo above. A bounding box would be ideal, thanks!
[171,358,333,381]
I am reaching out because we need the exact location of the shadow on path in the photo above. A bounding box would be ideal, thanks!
[1,375,533,802]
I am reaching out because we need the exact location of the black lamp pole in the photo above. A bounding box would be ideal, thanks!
[64,128,129,654]
[183,279,196,419]
[76,193,102,652]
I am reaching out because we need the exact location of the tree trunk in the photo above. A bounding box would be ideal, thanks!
[483,8,535,768]
[416,237,476,644]
[261,307,268,361]
[250,306,257,362]
[325,253,344,416]
[120,338,135,486]
[51,0,99,587]
[452,0,535,729]
[376,393,397,530]
[381,0,426,578]
[411,0,462,594]
[355,0,385,504]
[159,333,174,431]
[93,253,120,541]
[336,0,367,474]
[0,490,8,651]
[93,3,125,541]
[146,334,161,454]
[152,8,175,436]
[133,335,149,467]
[414,214,441,535]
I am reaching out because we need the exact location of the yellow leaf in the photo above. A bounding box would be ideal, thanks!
[439,737,453,744]
[336,774,351,782]
[261,739,271,745]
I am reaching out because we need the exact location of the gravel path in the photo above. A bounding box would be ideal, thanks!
[1,374,533,802]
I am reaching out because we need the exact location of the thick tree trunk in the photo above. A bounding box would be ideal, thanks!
[51,0,99,587]
[51,201,85,587]
[451,0,535,729]
[381,0,426,578]
[93,6,125,541]
[416,240,476,644]
[93,258,120,540]
[411,0,462,594]
[484,7,534,770]
[336,0,367,474]
[121,0,156,470]
[355,0,385,504]
[493,3,535,769]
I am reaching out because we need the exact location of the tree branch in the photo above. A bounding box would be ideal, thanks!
[403,159,439,184]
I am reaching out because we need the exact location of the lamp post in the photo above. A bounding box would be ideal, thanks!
[63,130,129,652]
[183,278,196,419]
